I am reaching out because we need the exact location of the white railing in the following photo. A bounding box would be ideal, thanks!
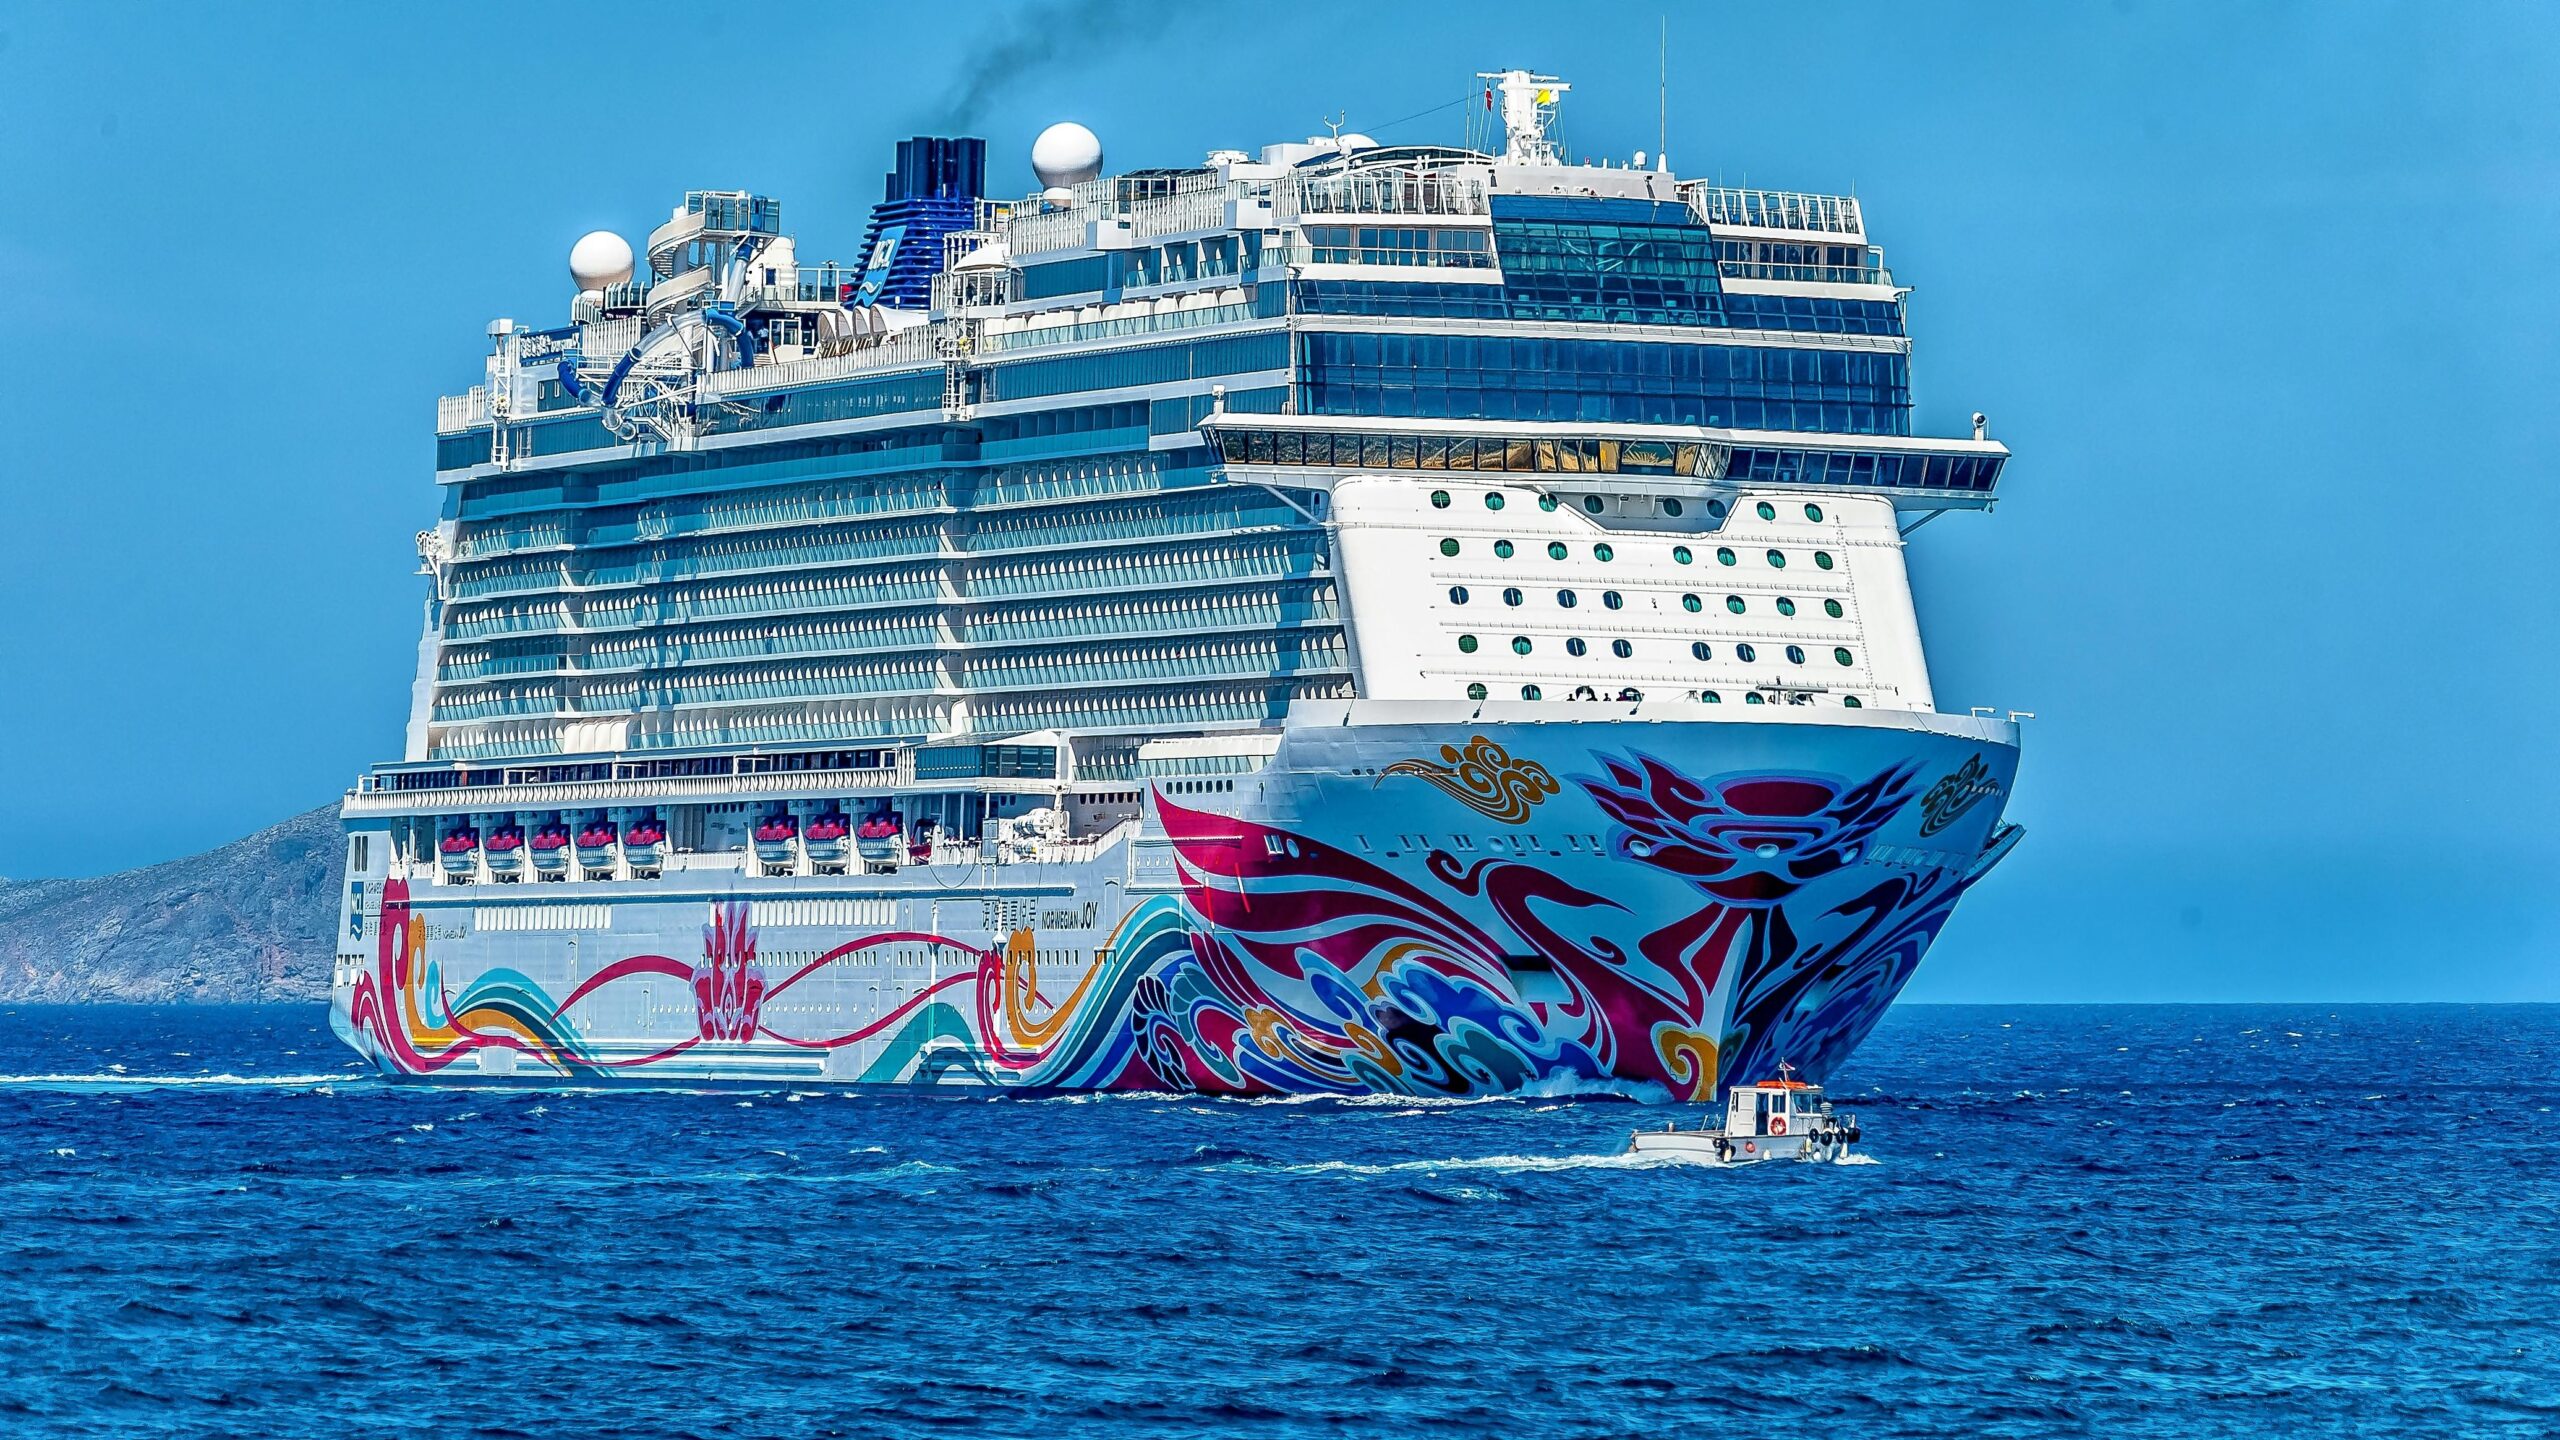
[703,327,941,396]
[981,299,1259,353]
[1685,185,1865,238]
[1282,170,1487,222]
[1006,206,1089,258]
[437,387,488,433]
[1129,185,1232,240]
[583,315,642,359]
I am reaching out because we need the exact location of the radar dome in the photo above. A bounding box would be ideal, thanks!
[1338,133,1377,152]
[569,231,635,293]
[1030,122,1103,189]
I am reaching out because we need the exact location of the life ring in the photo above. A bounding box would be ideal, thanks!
[1769,1113,1787,1135]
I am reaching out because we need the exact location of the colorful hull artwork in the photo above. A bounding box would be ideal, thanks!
[333,722,2020,1097]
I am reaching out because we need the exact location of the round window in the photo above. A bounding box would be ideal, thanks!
[1824,598,1845,619]
[1521,684,1543,700]
[1583,495,1604,514]
[1557,589,1578,608]
[1466,682,1487,700]
[1439,539,1459,557]
[1430,491,1450,509]
[1663,498,1684,517]
[1766,549,1787,569]
[1726,595,1746,614]
[1682,594,1703,613]
[1593,543,1615,562]
[1843,695,1862,708]
[1502,587,1524,606]
[1611,639,1633,659]
[1494,539,1516,559]
[1602,591,1624,610]
[1776,597,1797,617]
[1565,637,1589,657]
[1716,547,1736,566]
[1449,585,1470,604]
[1706,499,1729,519]
[1673,546,1693,565]
[1485,492,1505,511]
[1537,494,1559,512]
[1744,691,1766,705]
[1786,645,1807,665]
[1511,636,1533,655]
[1814,551,1835,570]
[1756,501,1777,521]
[1834,647,1855,666]
[1457,634,1479,653]
[1804,503,1824,522]
[1736,642,1758,663]
[1691,641,1712,661]
[1703,690,1722,703]
[1547,541,1569,560]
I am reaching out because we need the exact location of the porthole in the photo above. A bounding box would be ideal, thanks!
[1565,637,1589,657]
[1703,690,1723,703]
[1547,541,1569,560]
[1804,503,1824,522]
[1467,682,1488,700]
[1503,587,1525,607]
[1511,636,1533,655]
[1494,539,1516,559]
[1755,501,1777,522]
[1691,641,1713,661]
[1602,591,1624,610]
[1673,545,1693,565]
[1522,684,1543,700]
[1557,589,1579,608]
[1430,490,1451,509]
[1583,495,1605,514]
[1824,598,1845,619]
[1457,634,1479,654]
[1439,538,1459,557]
[1593,543,1615,562]
[1736,642,1758,663]
[1842,695,1862,708]
[1717,547,1736,566]
[1485,492,1506,511]
[1834,647,1855,666]
[1448,585,1470,605]
[1786,645,1807,665]
[1663,498,1684,517]
[1538,494,1560,512]
[1706,499,1729,519]
[1776,597,1797,617]
[1744,691,1766,705]
[1611,639,1634,659]
[1766,549,1787,569]
[1725,595,1746,614]
[1681,594,1703,613]
[1814,551,1835,570]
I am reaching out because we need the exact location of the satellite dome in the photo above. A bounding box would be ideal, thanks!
[569,231,635,293]
[1031,122,1103,189]
[1338,133,1377,152]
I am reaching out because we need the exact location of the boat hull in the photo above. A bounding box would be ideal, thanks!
[331,709,2019,1098]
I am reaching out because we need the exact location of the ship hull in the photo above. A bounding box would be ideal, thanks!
[330,710,2018,1098]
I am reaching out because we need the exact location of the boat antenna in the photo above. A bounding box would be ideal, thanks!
[1658,14,1668,165]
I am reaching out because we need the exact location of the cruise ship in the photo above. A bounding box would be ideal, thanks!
[330,70,2026,1096]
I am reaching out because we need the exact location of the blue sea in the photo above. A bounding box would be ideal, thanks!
[1,1004,2553,1439]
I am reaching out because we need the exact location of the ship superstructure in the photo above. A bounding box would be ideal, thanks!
[333,70,2025,1095]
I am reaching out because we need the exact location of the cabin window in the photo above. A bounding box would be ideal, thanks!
[1766,549,1787,569]
[1717,547,1736,566]
[1566,637,1588,656]
[1484,492,1505,511]
[1449,586,1470,605]
[1824,599,1845,618]
[1521,684,1542,700]
[1503,587,1525,607]
[1430,490,1451,509]
[1835,647,1856,666]
[1756,501,1777,521]
[1593,543,1615,562]
[1815,551,1836,570]
[1457,634,1479,653]
[1737,643,1758,662]
[1804,503,1825,522]
[1466,683,1487,700]
[1511,636,1533,655]
[1691,641,1712,661]
[1682,594,1703,613]
[1776,597,1797,617]
[1611,639,1634,658]
[1557,589,1578,608]
[1494,540,1516,559]
[1672,546,1692,565]
[1548,541,1569,560]
[1439,538,1459,556]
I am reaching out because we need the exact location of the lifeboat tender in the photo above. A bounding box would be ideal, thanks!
[1628,1063,1863,1165]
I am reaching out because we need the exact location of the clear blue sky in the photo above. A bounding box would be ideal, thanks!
[1,3,2552,1001]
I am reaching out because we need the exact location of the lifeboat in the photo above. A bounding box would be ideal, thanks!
[623,816,667,876]
[854,814,903,872]
[574,819,618,871]
[529,822,572,876]
[752,813,800,867]
[482,824,525,878]
[438,827,480,876]
[802,811,850,862]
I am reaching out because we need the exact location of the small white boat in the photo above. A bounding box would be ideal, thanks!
[1629,1063,1862,1165]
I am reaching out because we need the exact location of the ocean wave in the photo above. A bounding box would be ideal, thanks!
[0,1072,352,1089]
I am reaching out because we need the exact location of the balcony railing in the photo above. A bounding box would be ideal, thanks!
[1686,185,1865,238]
